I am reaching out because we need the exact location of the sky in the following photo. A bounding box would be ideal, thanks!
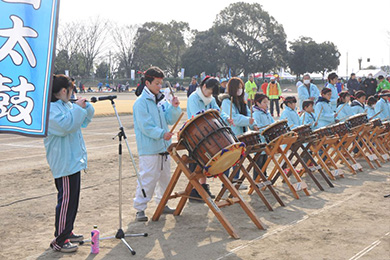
[58,0,390,77]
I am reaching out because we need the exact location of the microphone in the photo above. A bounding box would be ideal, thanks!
[90,95,117,103]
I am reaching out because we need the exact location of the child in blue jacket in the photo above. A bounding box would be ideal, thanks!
[300,100,318,129]
[336,91,354,121]
[315,88,336,128]
[133,67,181,221]
[350,90,367,114]
[366,96,378,119]
[280,96,300,129]
[325,72,339,111]
[45,75,94,253]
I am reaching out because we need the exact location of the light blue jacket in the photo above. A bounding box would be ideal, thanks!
[253,106,275,143]
[297,83,319,111]
[336,103,354,121]
[220,95,255,135]
[280,106,300,129]
[187,90,228,121]
[44,100,95,179]
[375,98,390,120]
[367,106,377,119]
[326,84,338,111]
[350,100,365,114]
[315,99,335,128]
[300,111,317,129]
[133,87,181,156]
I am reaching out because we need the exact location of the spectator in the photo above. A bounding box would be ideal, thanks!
[336,78,344,93]
[297,74,319,111]
[261,79,268,94]
[266,76,282,117]
[363,73,377,96]
[347,73,359,95]
[187,77,198,97]
[245,74,257,101]
[376,75,390,92]
[220,78,228,94]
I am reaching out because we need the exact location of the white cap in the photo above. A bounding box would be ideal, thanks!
[270,76,276,80]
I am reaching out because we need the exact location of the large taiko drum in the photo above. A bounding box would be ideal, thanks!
[261,120,289,143]
[292,124,312,141]
[382,121,390,132]
[330,122,350,136]
[346,113,368,129]
[370,118,382,128]
[178,109,245,176]
[313,126,333,138]
[237,131,261,147]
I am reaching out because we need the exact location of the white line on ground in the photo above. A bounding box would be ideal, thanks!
[216,193,360,260]
[348,231,390,260]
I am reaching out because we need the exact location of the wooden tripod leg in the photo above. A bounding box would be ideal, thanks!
[153,166,183,221]
[292,149,324,191]
[310,143,336,180]
[332,141,357,174]
[246,154,285,207]
[215,156,244,202]
[320,144,344,178]
[351,138,376,169]
[219,174,265,230]
[363,133,385,163]
[271,155,300,199]
[280,152,310,196]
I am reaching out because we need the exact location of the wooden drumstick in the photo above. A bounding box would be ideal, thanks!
[250,100,253,119]
[368,110,382,121]
[170,112,184,133]
[315,106,324,125]
[167,81,175,98]
[302,111,306,124]
[336,102,348,114]
[230,96,233,120]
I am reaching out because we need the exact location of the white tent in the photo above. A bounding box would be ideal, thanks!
[355,69,386,78]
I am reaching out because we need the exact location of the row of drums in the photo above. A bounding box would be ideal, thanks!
[177,109,390,176]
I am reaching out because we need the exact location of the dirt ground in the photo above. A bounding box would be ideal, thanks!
[0,92,389,260]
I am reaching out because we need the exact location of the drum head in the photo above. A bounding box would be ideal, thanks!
[261,119,288,135]
[204,142,245,176]
[178,109,221,139]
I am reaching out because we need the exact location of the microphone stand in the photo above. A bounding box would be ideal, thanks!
[80,97,147,255]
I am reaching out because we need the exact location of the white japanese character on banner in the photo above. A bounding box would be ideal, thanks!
[7,76,35,125]
[2,0,41,9]
[0,15,38,67]
[0,73,12,118]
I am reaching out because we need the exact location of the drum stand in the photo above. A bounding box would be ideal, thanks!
[215,143,285,211]
[279,135,334,190]
[152,142,265,239]
[360,124,388,163]
[80,98,147,255]
[370,126,390,160]
[249,132,310,200]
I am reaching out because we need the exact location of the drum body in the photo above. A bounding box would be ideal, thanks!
[178,109,245,176]
[292,124,312,140]
[371,118,382,127]
[330,122,350,136]
[382,121,390,132]
[313,126,332,138]
[261,120,289,143]
[237,131,261,146]
[346,113,368,128]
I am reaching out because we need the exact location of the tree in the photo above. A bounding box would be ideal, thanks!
[95,61,109,78]
[133,21,191,77]
[213,2,287,75]
[316,41,340,77]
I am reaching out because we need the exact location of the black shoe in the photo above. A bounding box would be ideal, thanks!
[202,183,216,199]
[189,188,204,203]
[68,232,84,243]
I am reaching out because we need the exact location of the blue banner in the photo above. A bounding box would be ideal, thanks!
[0,0,59,136]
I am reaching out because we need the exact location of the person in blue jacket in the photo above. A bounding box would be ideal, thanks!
[44,75,95,253]
[375,90,390,120]
[366,96,378,119]
[300,100,318,129]
[220,77,256,188]
[325,72,339,111]
[297,74,319,111]
[336,91,354,121]
[186,76,233,202]
[280,96,300,129]
[133,67,181,221]
[350,90,366,114]
[252,93,274,179]
[315,88,336,128]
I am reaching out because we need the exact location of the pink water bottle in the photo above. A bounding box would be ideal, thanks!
[91,225,100,254]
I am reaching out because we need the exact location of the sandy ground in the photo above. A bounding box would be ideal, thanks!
[0,92,389,260]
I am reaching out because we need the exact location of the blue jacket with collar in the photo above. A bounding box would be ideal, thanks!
[280,106,300,129]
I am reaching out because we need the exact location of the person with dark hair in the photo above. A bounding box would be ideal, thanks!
[336,91,353,121]
[260,79,268,94]
[366,96,378,119]
[347,73,359,95]
[325,72,339,111]
[336,78,344,93]
[375,89,390,120]
[132,66,181,221]
[252,93,273,179]
[376,75,390,92]
[135,77,146,96]
[187,76,232,201]
[314,88,336,128]
[300,100,317,128]
[220,77,256,187]
[220,78,228,94]
[350,90,366,114]
[212,80,221,106]
[187,76,198,97]
[45,74,95,253]
[280,96,300,129]
[363,73,377,96]
[266,76,282,117]
[297,74,320,111]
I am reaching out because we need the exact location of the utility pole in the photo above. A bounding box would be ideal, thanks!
[346,52,348,79]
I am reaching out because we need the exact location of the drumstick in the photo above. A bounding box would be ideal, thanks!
[336,102,348,114]
[368,110,382,121]
[170,112,184,133]
[250,100,253,119]
[230,97,233,120]
[315,106,324,125]
[302,111,306,124]
[167,81,175,98]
